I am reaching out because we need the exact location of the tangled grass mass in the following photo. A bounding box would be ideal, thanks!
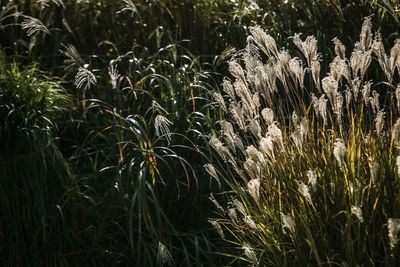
[208,17,400,266]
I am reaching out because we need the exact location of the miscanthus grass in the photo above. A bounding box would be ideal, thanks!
[206,17,400,266]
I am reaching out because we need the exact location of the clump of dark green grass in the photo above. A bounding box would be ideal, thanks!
[0,55,76,266]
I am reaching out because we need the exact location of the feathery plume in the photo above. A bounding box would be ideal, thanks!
[247,178,261,201]
[246,145,266,166]
[154,115,173,143]
[357,16,373,52]
[351,77,361,99]
[249,26,279,58]
[375,110,385,135]
[248,119,262,139]
[234,80,256,119]
[370,90,380,114]
[230,103,246,130]
[312,93,319,116]
[268,122,284,148]
[372,33,392,83]
[293,34,319,66]
[296,180,312,203]
[322,75,338,105]
[210,136,234,163]
[259,136,275,160]
[311,60,321,90]
[396,155,400,177]
[229,61,246,83]
[261,108,274,125]
[212,91,227,112]
[318,94,328,125]
[392,118,400,144]
[228,208,238,224]
[333,37,346,59]
[345,88,352,108]
[289,57,304,87]
[209,193,224,214]
[243,243,258,265]
[281,212,296,234]
[220,120,237,152]
[157,242,174,267]
[204,164,220,186]
[334,138,346,168]
[334,93,344,125]
[74,67,97,90]
[21,15,50,37]
[370,161,379,183]
[222,79,236,100]
[244,215,258,230]
[362,81,372,105]
[351,205,364,222]
[388,218,400,247]
[307,169,317,191]
[389,39,400,75]
[108,64,120,89]
[244,158,261,180]
[396,84,400,112]
[330,56,351,83]
[209,219,225,239]
[231,198,247,216]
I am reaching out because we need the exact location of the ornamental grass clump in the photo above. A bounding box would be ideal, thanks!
[207,17,400,266]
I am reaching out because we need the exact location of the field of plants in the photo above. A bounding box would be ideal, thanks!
[2,0,400,266]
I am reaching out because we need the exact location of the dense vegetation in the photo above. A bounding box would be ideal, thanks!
[1,0,400,266]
